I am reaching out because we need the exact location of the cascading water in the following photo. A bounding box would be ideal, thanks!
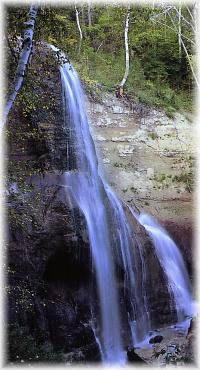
[137,212,195,322]
[104,184,151,345]
[60,61,124,363]
[52,45,196,363]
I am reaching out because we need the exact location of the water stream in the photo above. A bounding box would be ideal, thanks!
[60,62,124,363]
[104,183,151,345]
[137,212,195,321]
[54,49,195,363]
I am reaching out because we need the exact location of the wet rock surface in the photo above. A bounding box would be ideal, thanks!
[6,43,101,363]
[127,347,146,363]
[136,319,196,366]
[5,43,195,364]
[7,175,101,363]
[149,335,163,344]
[162,220,194,276]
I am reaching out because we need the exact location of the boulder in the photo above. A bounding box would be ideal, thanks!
[127,347,146,363]
[149,335,164,344]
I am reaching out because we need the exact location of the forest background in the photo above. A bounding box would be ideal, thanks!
[1,0,200,366]
[5,2,197,118]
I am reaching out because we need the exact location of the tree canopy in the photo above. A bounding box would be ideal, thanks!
[6,3,196,115]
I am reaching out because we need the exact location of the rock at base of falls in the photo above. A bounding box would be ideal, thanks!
[149,335,164,344]
[127,347,146,363]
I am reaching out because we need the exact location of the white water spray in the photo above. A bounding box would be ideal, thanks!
[137,212,195,321]
[60,62,125,363]
[51,44,196,362]
[104,184,151,345]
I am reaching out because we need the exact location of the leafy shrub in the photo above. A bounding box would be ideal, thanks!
[7,324,63,364]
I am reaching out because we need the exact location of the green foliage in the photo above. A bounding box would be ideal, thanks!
[148,132,159,140]
[74,47,192,114]
[172,172,194,192]
[153,170,194,193]
[5,284,35,312]
[8,324,63,363]
[6,4,194,114]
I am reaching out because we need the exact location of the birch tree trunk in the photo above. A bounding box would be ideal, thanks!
[88,1,92,26]
[81,6,85,26]
[168,9,199,88]
[178,3,182,61]
[151,4,199,88]
[75,5,83,53]
[119,6,130,95]
[3,5,38,127]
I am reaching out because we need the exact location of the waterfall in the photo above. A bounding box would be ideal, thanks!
[137,212,195,322]
[60,62,125,363]
[52,45,195,363]
[104,184,151,345]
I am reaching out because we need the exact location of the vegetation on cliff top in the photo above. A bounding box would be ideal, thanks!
[5,4,196,366]
[6,4,196,116]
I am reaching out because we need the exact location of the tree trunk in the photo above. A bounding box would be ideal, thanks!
[88,1,92,26]
[3,5,38,127]
[119,6,130,94]
[178,4,182,61]
[168,9,199,88]
[75,6,83,53]
[81,6,85,26]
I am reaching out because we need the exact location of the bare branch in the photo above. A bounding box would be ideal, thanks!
[172,6,196,33]
[151,17,195,46]
[151,4,196,33]
[168,12,199,88]
[96,40,104,53]
[186,6,195,24]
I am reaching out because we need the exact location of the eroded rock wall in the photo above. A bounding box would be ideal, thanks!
[6,43,100,363]
[87,93,195,276]
[6,42,187,364]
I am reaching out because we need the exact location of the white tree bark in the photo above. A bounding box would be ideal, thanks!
[88,0,92,26]
[75,5,83,53]
[178,3,182,60]
[151,4,198,87]
[3,5,38,127]
[168,10,199,88]
[119,6,130,91]
[173,5,196,33]
[81,5,85,26]
[186,6,195,25]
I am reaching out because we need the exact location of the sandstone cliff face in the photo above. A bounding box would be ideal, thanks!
[6,43,192,364]
[87,92,195,276]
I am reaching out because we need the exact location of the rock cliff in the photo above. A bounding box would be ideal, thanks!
[5,42,194,364]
